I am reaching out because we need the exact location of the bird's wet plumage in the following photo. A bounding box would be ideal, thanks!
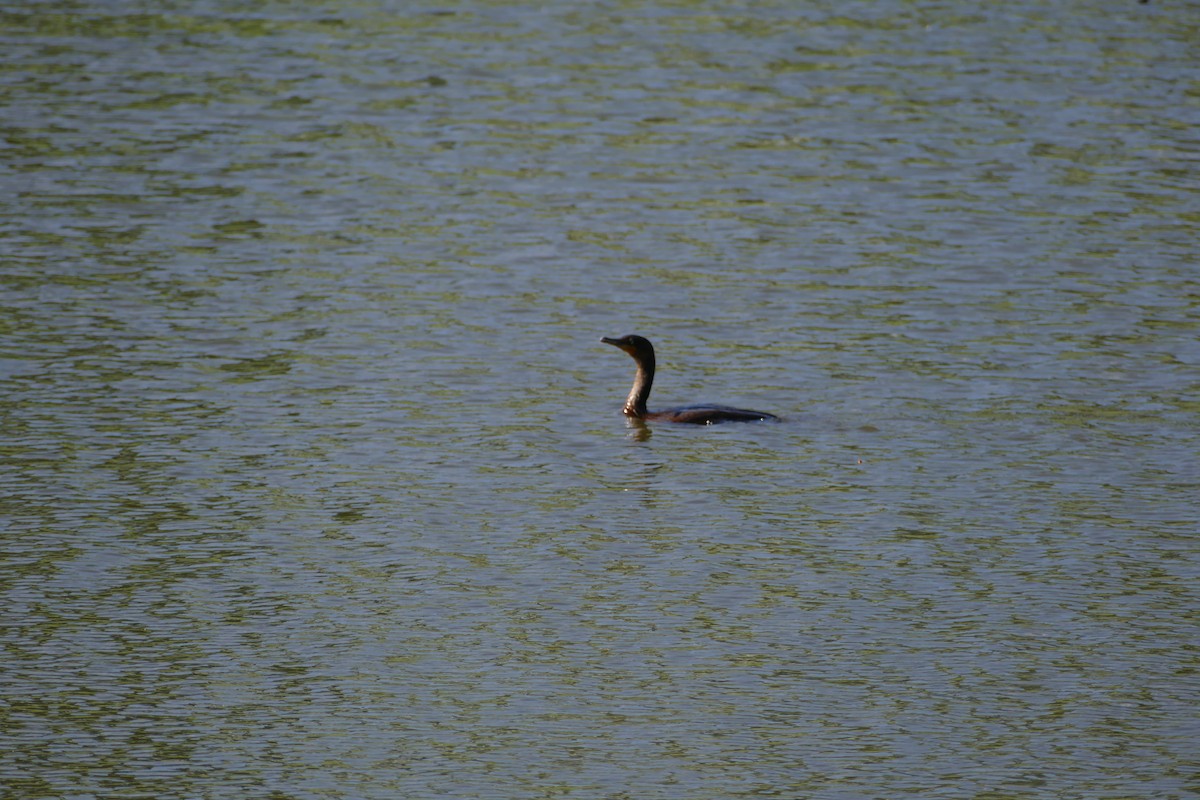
[601,334,777,425]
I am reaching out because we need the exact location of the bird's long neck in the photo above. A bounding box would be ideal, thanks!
[624,353,654,418]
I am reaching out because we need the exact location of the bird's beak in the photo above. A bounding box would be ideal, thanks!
[601,337,631,352]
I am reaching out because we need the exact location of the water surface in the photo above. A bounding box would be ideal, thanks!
[2,2,1198,798]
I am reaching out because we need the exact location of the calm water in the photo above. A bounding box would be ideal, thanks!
[2,1,1198,798]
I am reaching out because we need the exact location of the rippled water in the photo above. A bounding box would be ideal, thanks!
[2,2,1198,798]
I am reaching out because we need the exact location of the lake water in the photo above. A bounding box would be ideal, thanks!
[2,2,1198,798]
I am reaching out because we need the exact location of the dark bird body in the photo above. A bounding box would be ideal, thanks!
[601,335,778,425]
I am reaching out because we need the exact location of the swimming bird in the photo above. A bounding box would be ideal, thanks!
[601,334,778,425]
